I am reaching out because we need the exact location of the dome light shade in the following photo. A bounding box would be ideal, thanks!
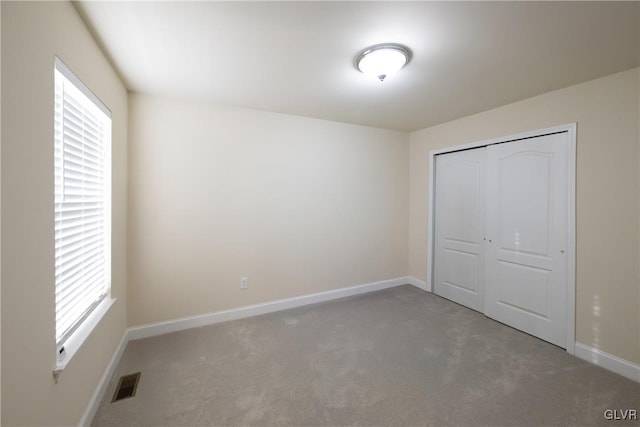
[356,44,411,82]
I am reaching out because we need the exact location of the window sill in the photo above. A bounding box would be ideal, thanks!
[53,297,116,383]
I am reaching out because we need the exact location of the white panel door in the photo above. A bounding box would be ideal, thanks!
[434,148,486,312]
[484,133,569,347]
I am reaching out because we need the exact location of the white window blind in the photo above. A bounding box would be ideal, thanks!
[54,58,112,351]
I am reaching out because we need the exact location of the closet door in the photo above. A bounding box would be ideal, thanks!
[484,133,569,347]
[434,148,486,312]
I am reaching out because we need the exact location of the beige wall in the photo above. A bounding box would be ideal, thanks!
[409,68,640,364]
[128,94,409,326]
[1,2,127,425]
[0,1,3,421]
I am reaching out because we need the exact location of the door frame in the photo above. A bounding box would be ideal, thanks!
[426,123,576,354]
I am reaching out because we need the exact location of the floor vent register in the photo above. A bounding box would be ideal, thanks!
[112,372,141,402]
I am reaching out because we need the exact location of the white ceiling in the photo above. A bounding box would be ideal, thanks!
[74,1,639,132]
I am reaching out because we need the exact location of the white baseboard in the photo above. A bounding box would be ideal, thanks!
[574,342,640,383]
[128,276,411,341]
[78,332,129,427]
[406,276,428,291]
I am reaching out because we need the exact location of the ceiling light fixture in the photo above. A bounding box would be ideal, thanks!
[356,43,411,82]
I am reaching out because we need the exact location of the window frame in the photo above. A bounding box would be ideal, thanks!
[53,57,115,378]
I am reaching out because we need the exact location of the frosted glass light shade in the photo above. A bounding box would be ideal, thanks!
[356,44,410,82]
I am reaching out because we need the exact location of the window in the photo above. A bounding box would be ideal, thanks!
[54,58,112,366]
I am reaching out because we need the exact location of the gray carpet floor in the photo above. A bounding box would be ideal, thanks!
[92,285,640,426]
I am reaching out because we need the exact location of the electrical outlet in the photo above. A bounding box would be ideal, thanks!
[240,277,248,289]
